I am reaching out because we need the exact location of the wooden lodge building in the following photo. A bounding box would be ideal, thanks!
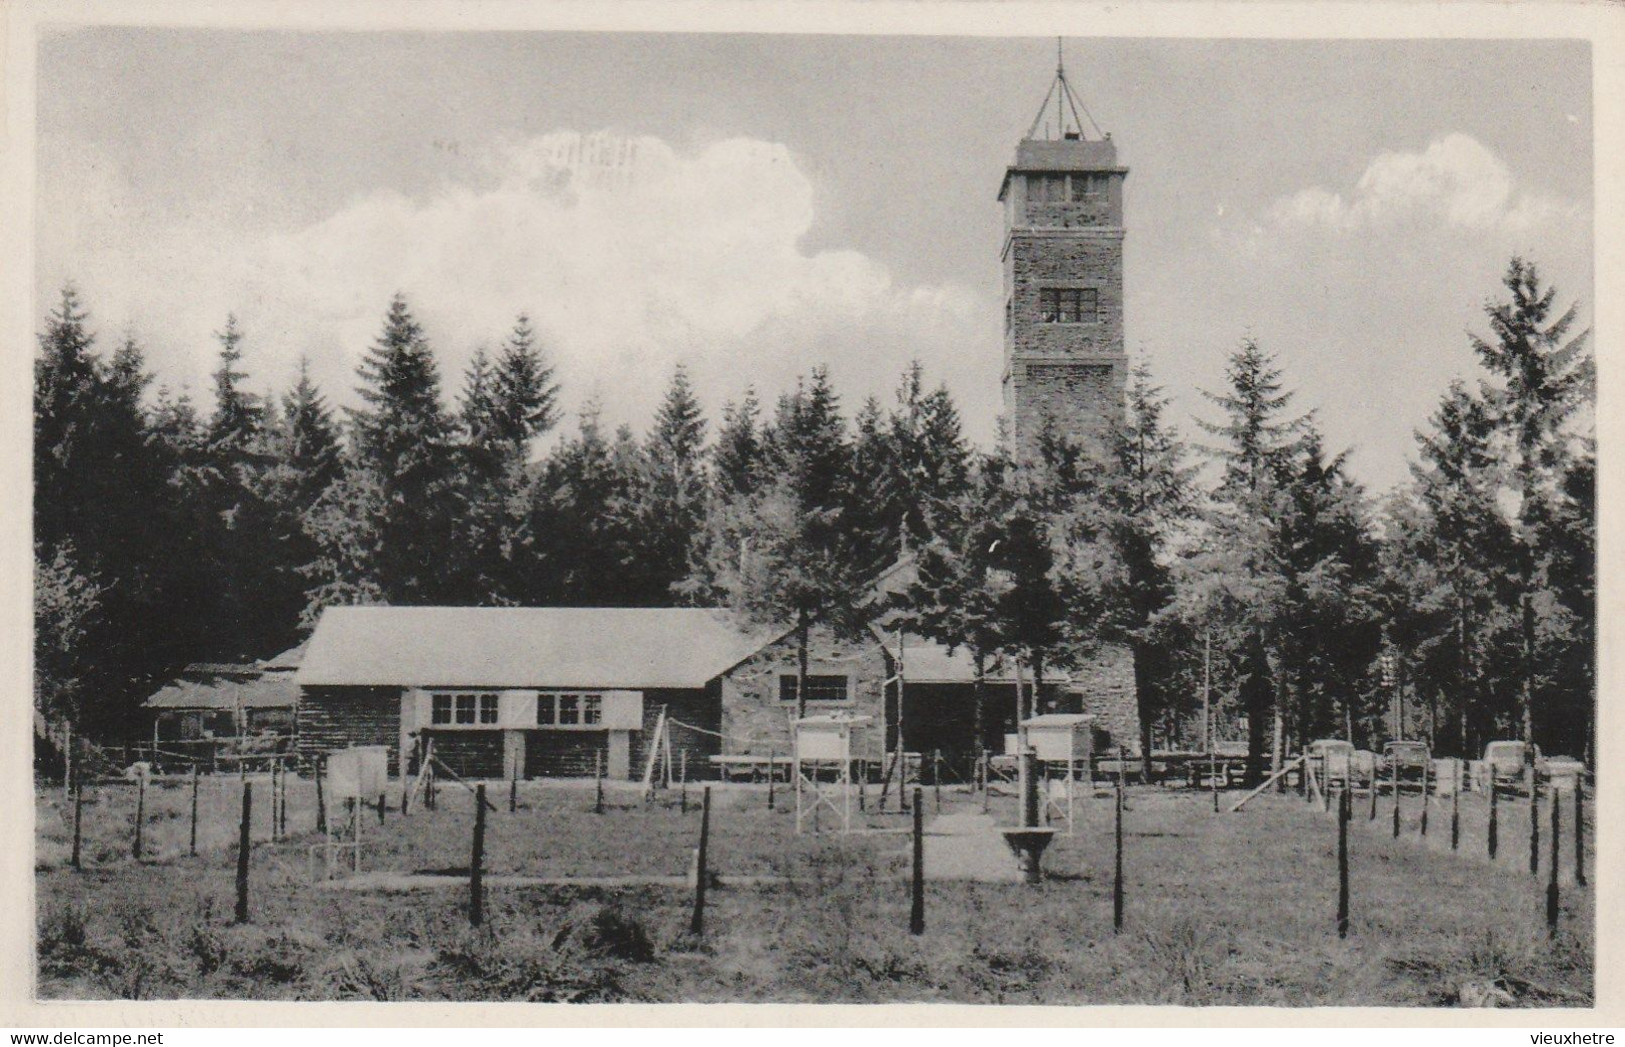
[292,604,1141,782]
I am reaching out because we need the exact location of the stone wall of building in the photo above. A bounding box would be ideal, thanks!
[1066,644,1142,756]
[720,626,889,761]
[1003,229,1126,447]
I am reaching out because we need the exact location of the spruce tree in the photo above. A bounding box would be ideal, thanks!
[337,293,459,603]
[1469,258,1591,752]
[1187,339,1313,783]
[631,365,709,604]
[697,368,869,717]
[1099,362,1198,769]
[526,403,640,605]
[491,314,560,453]
[714,389,764,499]
[208,314,264,453]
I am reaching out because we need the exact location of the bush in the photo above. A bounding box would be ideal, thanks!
[585,904,655,963]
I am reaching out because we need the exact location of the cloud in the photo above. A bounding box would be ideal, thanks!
[1268,133,1576,234]
[41,130,988,438]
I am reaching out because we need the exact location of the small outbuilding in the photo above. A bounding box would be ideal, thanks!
[143,644,304,758]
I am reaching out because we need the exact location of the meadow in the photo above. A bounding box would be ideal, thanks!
[34,773,1592,1005]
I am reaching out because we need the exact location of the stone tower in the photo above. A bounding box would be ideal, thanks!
[998,63,1128,452]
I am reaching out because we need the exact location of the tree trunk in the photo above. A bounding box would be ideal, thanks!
[1241,636,1271,787]
[1132,640,1156,783]
[796,609,810,720]
[1457,592,1470,761]
[972,651,987,754]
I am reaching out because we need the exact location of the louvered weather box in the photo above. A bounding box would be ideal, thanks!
[1020,714,1094,764]
[795,715,871,761]
[327,745,389,800]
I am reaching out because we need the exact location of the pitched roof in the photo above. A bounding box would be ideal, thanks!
[881,635,1074,685]
[296,606,774,690]
[145,672,300,711]
[258,642,307,671]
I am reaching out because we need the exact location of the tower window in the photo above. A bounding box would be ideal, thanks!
[1070,174,1107,202]
[1039,288,1098,324]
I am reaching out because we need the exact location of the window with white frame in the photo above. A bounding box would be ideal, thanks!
[779,674,850,703]
[537,693,605,729]
[431,692,499,727]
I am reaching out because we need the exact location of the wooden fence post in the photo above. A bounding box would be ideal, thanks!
[315,757,327,836]
[1575,783,1586,887]
[1114,767,1125,933]
[767,751,776,811]
[133,773,146,860]
[1368,764,1377,821]
[909,786,924,936]
[984,750,993,815]
[1419,759,1429,837]
[1390,759,1400,839]
[470,783,487,927]
[190,764,200,857]
[509,771,518,814]
[1450,769,1460,852]
[933,750,942,814]
[234,782,252,924]
[402,740,415,817]
[71,781,83,871]
[690,786,712,936]
[1489,780,1499,859]
[1546,790,1560,936]
[1337,787,1350,939]
[680,751,689,815]
[1211,751,1220,813]
[1529,775,1541,877]
[594,750,605,815]
[377,791,386,826]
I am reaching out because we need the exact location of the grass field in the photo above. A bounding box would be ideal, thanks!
[35,775,1593,1005]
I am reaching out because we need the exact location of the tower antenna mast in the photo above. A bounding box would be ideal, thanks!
[1026,38,1104,141]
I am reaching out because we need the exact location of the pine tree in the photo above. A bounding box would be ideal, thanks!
[1387,382,1519,756]
[525,402,641,605]
[714,389,764,499]
[207,314,264,453]
[34,290,185,733]
[330,293,460,603]
[1186,339,1316,783]
[256,359,345,631]
[887,362,971,551]
[697,368,869,717]
[1198,339,1306,495]
[1098,362,1198,768]
[630,365,709,603]
[276,358,343,502]
[491,314,560,453]
[1469,258,1591,753]
[848,395,898,572]
[891,452,1016,748]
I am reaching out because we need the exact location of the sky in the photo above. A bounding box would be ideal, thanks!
[34,30,1593,494]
